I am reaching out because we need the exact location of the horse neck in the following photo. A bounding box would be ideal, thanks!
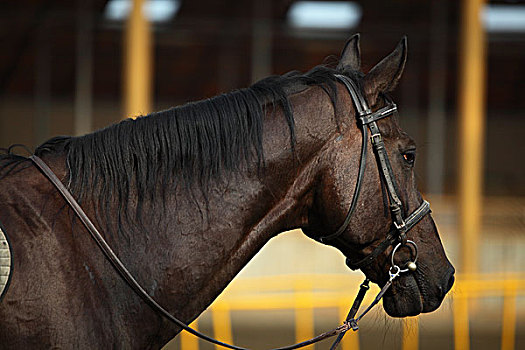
[97,84,347,345]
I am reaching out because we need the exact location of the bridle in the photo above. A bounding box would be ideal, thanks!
[315,74,431,349]
[28,73,431,350]
[318,74,430,272]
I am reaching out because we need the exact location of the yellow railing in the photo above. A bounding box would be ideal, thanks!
[178,273,525,350]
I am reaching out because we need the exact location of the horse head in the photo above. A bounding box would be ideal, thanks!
[303,35,455,317]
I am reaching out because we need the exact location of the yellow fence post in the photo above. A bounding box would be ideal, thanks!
[458,0,487,275]
[453,292,470,350]
[124,0,152,119]
[338,302,359,350]
[212,303,234,350]
[294,280,314,350]
[402,317,419,350]
[501,281,517,350]
[180,320,199,350]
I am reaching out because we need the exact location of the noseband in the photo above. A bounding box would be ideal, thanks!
[318,74,430,272]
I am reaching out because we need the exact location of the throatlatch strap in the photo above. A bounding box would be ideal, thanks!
[319,124,368,242]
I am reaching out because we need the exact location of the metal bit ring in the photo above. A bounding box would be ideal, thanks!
[391,240,418,273]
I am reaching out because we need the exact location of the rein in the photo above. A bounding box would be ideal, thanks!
[29,154,393,350]
[28,73,430,349]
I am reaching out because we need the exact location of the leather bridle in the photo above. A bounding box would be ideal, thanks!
[28,73,431,350]
[318,74,430,272]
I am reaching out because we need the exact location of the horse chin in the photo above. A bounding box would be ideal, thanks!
[382,274,424,317]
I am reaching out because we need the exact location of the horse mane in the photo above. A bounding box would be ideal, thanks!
[1,65,360,220]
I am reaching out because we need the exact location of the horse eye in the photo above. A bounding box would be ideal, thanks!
[402,151,416,165]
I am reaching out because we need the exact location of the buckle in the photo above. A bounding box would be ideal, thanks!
[394,220,406,231]
[394,220,408,237]
[359,109,372,116]
[347,319,359,331]
[370,133,382,144]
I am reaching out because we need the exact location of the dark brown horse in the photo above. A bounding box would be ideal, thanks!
[0,36,454,349]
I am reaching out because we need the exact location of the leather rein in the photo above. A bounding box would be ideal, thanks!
[29,74,430,350]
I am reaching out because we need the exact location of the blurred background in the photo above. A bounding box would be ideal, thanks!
[1,0,524,349]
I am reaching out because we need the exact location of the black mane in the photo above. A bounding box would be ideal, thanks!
[1,65,349,213]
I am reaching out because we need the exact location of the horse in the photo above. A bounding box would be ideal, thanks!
[0,35,454,349]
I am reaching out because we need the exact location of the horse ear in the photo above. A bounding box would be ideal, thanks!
[337,33,361,71]
[363,36,407,103]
